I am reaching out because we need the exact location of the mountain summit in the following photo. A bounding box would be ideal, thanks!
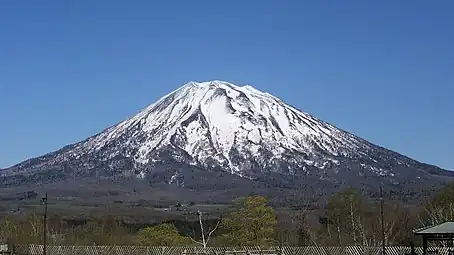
[2,80,452,202]
[83,80,374,177]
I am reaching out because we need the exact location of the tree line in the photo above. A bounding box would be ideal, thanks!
[1,182,454,247]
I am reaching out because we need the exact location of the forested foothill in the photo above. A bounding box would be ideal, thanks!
[1,182,454,247]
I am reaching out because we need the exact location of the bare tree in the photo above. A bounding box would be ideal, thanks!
[190,209,221,248]
[324,188,410,247]
[420,182,454,226]
[421,200,454,226]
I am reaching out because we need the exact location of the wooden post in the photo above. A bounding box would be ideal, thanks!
[423,236,428,255]
[380,185,385,255]
[42,192,48,255]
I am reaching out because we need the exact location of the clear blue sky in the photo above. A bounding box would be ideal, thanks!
[0,1,453,170]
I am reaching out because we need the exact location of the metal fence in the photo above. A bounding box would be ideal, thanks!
[9,245,454,255]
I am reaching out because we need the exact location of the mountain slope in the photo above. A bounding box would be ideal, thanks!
[1,80,452,204]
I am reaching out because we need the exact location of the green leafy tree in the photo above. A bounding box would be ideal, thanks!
[138,223,191,246]
[218,196,277,246]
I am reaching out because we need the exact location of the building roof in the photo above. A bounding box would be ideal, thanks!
[414,222,454,235]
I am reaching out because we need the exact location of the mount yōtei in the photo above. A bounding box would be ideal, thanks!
[1,81,452,202]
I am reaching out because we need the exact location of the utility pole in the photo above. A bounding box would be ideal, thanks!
[42,192,48,255]
[380,186,385,255]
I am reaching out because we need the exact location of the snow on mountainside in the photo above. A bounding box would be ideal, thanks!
[1,80,452,198]
[76,80,371,175]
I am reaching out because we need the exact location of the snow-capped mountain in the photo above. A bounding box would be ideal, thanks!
[1,81,452,201]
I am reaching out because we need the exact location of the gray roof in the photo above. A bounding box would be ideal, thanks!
[414,222,454,235]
